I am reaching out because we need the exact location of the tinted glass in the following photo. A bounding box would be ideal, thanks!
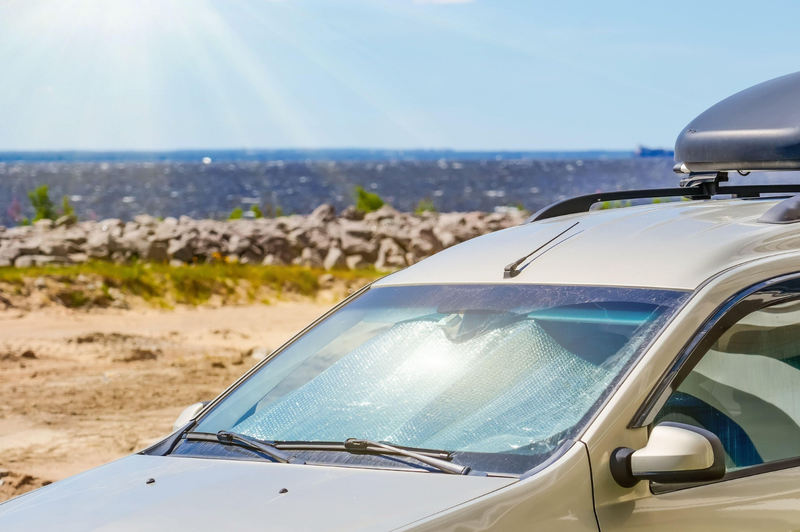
[656,299,800,472]
[194,284,687,474]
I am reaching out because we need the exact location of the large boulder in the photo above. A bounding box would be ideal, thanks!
[33,219,54,231]
[376,238,407,270]
[432,228,457,249]
[3,226,34,239]
[340,221,377,260]
[226,234,252,256]
[85,230,117,259]
[346,254,369,271]
[60,227,88,245]
[408,224,444,258]
[117,227,152,258]
[16,236,44,256]
[257,234,294,265]
[307,203,336,225]
[39,237,80,257]
[340,206,364,221]
[167,236,195,263]
[323,247,346,270]
[144,241,169,262]
[150,222,182,243]
[0,242,21,266]
[375,218,412,249]
[364,204,401,223]
[295,247,324,268]
[304,227,335,252]
[55,214,77,227]
[239,247,265,265]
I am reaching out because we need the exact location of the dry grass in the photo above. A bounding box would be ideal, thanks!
[0,261,384,309]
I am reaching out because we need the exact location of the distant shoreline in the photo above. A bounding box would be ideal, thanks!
[0,148,672,164]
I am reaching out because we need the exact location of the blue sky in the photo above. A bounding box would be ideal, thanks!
[1,0,799,151]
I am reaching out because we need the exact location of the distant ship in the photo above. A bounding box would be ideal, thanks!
[635,146,675,158]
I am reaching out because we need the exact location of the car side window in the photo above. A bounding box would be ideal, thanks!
[655,299,800,473]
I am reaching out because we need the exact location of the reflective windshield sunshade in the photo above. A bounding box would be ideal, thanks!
[193,285,688,474]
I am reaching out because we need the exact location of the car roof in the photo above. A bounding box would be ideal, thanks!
[375,197,800,291]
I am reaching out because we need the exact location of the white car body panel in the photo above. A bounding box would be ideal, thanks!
[377,198,800,290]
[578,250,800,531]
[398,443,598,532]
[0,454,515,531]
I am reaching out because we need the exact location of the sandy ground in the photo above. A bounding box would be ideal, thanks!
[0,301,332,502]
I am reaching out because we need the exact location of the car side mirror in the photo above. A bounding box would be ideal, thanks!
[610,421,725,488]
[173,402,209,432]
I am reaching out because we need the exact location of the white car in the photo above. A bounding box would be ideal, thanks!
[5,72,800,532]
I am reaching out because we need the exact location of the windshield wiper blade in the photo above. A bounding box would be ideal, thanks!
[345,439,471,475]
[218,431,306,464]
[276,438,474,475]
[274,440,451,459]
[188,431,305,464]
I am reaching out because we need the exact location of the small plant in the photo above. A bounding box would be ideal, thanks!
[28,185,57,222]
[250,205,263,219]
[263,203,284,218]
[228,207,243,220]
[415,197,437,214]
[354,186,385,213]
[61,196,75,217]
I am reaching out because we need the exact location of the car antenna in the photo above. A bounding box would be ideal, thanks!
[504,221,579,279]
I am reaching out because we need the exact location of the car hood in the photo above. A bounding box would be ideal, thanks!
[0,454,516,531]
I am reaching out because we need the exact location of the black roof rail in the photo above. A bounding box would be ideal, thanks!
[526,173,800,223]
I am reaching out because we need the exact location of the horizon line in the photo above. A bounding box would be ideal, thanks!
[0,146,674,163]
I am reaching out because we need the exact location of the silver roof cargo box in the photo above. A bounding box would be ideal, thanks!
[675,71,800,174]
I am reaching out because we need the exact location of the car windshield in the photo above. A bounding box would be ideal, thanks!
[189,284,688,474]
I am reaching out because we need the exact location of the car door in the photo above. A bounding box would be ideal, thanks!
[598,277,800,532]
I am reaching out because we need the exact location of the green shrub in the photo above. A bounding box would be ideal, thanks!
[415,198,436,214]
[250,205,263,219]
[354,186,384,213]
[61,195,75,217]
[28,185,57,222]
[228,207,243,220]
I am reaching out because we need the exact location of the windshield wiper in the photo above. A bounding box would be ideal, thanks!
[346,439,471,475]
[187,431,305,464]
[276,438,476,475]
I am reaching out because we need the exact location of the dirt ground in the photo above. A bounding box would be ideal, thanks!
[0,301,333,502]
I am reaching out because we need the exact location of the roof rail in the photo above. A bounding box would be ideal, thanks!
[526,173,800,223]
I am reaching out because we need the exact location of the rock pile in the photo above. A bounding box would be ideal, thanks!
[0,205,528,270]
